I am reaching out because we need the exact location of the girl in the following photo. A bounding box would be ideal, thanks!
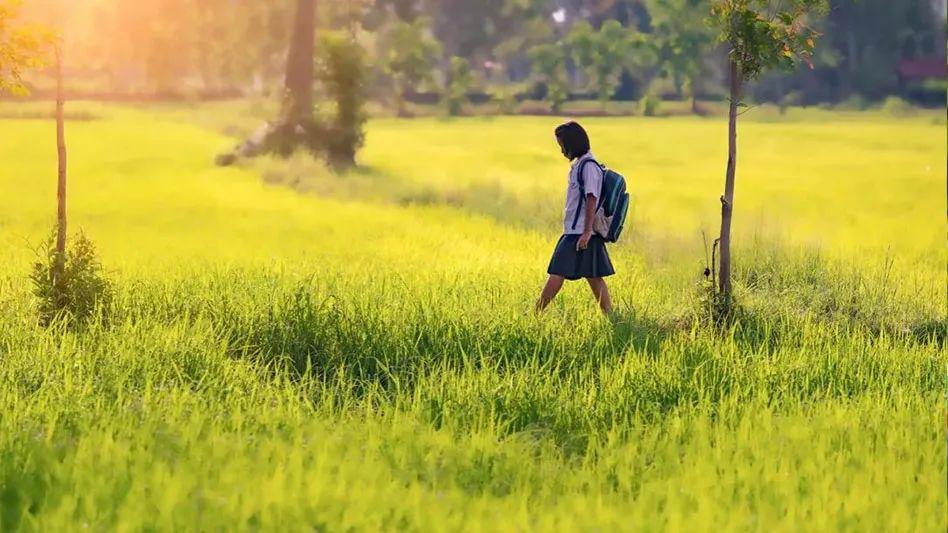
[536,121,614,314]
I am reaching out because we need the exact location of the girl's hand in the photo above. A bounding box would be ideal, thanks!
[577,231,593,251]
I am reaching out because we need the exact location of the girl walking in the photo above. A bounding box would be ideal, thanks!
[536,121,614,314]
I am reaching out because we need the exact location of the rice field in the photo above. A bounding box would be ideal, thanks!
[0,103,944,531]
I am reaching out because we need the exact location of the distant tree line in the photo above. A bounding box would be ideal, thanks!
[14,0,947,107]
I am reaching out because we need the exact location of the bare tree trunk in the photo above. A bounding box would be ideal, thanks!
[777,75,786,114]
[673,70,684,99]
[718,58,741,299]
[55,46,67,261]
[394,79,407,117]
[690,74,700,115]
[283,0,316,123]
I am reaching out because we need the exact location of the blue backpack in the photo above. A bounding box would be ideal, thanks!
[571,159,630,243]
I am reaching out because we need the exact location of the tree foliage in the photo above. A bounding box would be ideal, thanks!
[648,0,715,102]
[442,55,475,116]
[567,19,643,107]
[317,32,368,169]
[711,0,827,81]
[7,0,942,105]
[0,0,50,95]
[528,41,569,112]
[380,16,442,115]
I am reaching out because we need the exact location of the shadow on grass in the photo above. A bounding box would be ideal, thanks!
[606,308,669,358]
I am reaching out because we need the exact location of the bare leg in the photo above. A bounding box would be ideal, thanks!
[536,275,566,313]
[586,277,613,315]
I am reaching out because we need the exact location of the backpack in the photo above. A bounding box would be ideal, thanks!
[571,158,630,243]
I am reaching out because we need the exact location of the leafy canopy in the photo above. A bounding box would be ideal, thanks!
[0,0,52,95]
[381,16,442,91]
[649,0,715,94]
[567,20,644,104]
[710,0,827,80]
[443,56,475,116]
[527,41,568,112]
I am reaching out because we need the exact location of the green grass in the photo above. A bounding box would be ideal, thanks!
[0,103,944,531]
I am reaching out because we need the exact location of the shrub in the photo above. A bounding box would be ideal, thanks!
[836,94,869,111]
[488,84,520,115]
[317,32,368,169]
[880,96,913,116]
[30,229,112,327]
[779,90,804,113]
[639,94,661,117]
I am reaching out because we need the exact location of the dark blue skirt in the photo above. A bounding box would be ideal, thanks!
[547,234,615,280]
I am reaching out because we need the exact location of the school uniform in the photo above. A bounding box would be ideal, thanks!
[547,152,615,280]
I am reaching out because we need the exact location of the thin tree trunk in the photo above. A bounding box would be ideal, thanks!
[283,0,316,123]
[394,79,406,117]
[55,46,67,260]
[718,58,741,299]
[673,70,684,99]
[690,74,700,115]
[219,2,317,164]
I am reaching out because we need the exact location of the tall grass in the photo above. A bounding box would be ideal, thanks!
[0,105,943,530]
[1,269,942,530]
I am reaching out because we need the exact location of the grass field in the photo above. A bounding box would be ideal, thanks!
[0,103,944,530]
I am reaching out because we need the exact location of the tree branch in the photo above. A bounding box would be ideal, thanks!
[737,103,759,116]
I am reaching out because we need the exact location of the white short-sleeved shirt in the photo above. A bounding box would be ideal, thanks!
[563,152,603,235]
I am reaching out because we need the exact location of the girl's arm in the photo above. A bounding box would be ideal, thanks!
[577,193,597,250]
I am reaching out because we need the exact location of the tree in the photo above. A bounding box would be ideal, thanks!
[567,19,642,109]
[33,41,113,327]
[371,0,550,62]
[649,0,716,114]
[442,56,474,116]
[380,16,442,116]
[528,42,569,113]
[0,0,49,95]
[55,44,66,266]
[222,0,318,159]
[826,0,943,100]
[709,0,826,305]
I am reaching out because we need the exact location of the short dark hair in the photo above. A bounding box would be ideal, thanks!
[554,121,591,160]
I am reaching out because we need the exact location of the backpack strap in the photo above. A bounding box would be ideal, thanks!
[571,158,602,231]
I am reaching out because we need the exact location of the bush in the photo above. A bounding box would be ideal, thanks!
[836,95,869,111]
[639,94,661,117]
[779,90,804,113]
[30,229,112,327]
[488,84,521,115]
[317,32,368,169]
[881,96,913,116]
